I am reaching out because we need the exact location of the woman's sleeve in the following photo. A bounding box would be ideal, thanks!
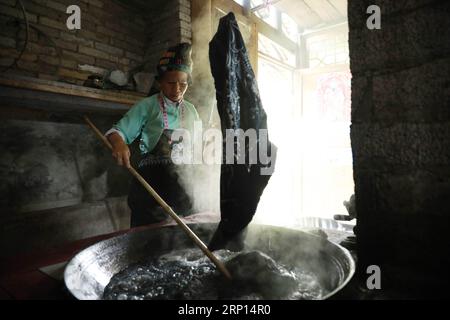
[112,99,153,145]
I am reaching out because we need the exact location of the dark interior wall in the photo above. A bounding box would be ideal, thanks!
[0,0,193,257]
[0,115,133,258]
[348,0,450,296]
[0,116,129,212]
[0,0,149,84]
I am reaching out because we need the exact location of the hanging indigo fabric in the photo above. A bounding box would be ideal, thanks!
[208,12,277,250]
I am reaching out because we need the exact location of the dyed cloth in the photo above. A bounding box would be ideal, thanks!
[208,12,277,250]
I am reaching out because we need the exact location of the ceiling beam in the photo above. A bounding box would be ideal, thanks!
[303,0,343,22]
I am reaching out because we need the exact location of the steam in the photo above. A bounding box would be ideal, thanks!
[172,4,221,216]
[172,160,220,214]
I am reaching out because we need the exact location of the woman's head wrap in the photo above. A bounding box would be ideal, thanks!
[156,43,193,80]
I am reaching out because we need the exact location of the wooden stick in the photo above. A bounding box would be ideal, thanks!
[83,116,232,280]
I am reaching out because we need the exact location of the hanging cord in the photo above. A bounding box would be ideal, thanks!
[1,0,29,74]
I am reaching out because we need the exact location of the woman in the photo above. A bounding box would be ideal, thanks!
[106,43,199,227]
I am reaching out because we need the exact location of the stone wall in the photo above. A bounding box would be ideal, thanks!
[348,0,450,297]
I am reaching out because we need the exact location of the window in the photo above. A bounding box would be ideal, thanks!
[298,24,354,224]
[305,27,350,68]
[258,33,296,67]
[232,0,245,6]
[281,13,298,42]
[230,0,354,228]
[254,22,353,228]
[253,3,278,28]
[255,55,298,226]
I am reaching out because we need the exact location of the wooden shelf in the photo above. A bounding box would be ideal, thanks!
[0,75,146,105]
[0,75,147,115]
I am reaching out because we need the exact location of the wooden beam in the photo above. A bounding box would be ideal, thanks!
[275,0,323,29]
[213,0,296,53]
[254,17,296,53]
[328,0,348,17]
[304,0,342,23]
[213,0,246,17]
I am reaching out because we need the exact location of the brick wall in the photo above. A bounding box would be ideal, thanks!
[143,0,192,73]
[0,0,192,86]
[348,0,450,297]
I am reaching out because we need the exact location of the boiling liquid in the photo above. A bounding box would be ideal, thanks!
[103,249,324,300]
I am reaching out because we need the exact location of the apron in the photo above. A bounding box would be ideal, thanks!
[128,94,192,227]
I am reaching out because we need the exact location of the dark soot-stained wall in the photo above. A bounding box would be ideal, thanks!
[0,116,132,258]
[348,0,450,297]
[0,0,193,258]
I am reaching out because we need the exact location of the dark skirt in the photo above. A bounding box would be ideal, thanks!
[128,157,192,227]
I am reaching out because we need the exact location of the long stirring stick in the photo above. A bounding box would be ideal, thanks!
[83,116,232,280]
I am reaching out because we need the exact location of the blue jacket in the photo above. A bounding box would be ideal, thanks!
[111,93,199,154]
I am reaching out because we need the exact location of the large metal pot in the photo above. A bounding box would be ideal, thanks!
[64,223,355,300]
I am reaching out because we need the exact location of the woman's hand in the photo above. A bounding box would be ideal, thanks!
[108,132,131,168]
